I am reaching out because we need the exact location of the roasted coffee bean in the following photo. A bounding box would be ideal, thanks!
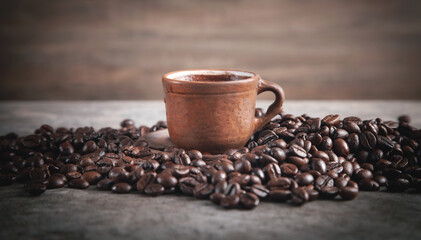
[1,113,420,209]
[108,167,129,182]
[335,177,349,188]
[289,144,307,158]
[287,156,308,170]
[291,187,309,205]
[66,171,82,180]
[68,179,89,189]
[319,186,339,199]
[220,194,240,208]
[339,187,358,200]
[193,183,214,198]
[234,159,252,174]
[179,177,199,195]
[136,172,156,193]
[373,175,388,187]
[251,184,270,198]
[388,178,410,192]
[306,189,319,201]
[48,173,67,189]
[268,177,291,189]
[224,182,241,196]
[322,114,340,127]
[210,192,225,204]
[144,183,165,196]
[240,192,259,209]
[315,175,334,190]
[320,136,333,150]
[311,158,327,174]
[209,170,226,184]
[280,163,298,177]
[264,163,281,179]
[156,173,178,188]
[82,140,98,154]
[294,173,314,186]
[347,133,360,150]
[356,169,373,180]
[360,131,377,149]
[344,121,361,134]
[269,189,291,201]
[26,180,47,196]
[97,178,115,190]
[333,129,349,139]
[59,142,74,155]
[333,138,350,157]
[271,148,286,163]
[359,179,380,191]
[187,150,202,161]
[111,182,132,193]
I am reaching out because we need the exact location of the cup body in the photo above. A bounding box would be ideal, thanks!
[162,69,259,153]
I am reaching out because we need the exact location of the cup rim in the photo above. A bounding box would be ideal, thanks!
[162,69,259,84]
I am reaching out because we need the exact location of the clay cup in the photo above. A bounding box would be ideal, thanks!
[162,69,285,153]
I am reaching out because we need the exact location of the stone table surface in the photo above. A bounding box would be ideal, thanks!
[0,100,420,240]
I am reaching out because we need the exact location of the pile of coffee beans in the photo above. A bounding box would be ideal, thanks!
[0,110,420,209]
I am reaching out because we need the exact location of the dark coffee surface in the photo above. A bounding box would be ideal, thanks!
[176,73,250,82]
[0,101,420,239]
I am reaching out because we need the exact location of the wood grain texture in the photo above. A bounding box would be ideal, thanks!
[0,0,420,100]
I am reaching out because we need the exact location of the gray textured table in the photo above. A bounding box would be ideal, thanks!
[0,100,421,240]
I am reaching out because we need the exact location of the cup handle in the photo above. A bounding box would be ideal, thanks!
[253,79,285,132]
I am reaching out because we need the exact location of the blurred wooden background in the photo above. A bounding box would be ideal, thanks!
[0,0,420,100]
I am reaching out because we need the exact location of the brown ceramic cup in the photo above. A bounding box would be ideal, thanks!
[162,69,285,153]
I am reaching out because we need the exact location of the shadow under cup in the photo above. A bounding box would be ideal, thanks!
[162,69,284,154]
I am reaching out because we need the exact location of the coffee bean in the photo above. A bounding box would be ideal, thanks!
[111,182,132,193]
[48,175,65,189]
[66,171,82,180]
[68,179,89,189]
[240,192,260,209]
[156,173,178,188]
[224,182,241,196]
[97,178,115,190]
[193,182,214,199]
[333,139,350,157]
[291,187,309,205]
[295,173,314,186]
[289,144,307,158]
[59,142,74,155]
[360,131,377,149]
[179,177,199,195]
[268,177,291,189]
[319,186,339,199]
[210,192,225,204]
[82,140,98,154]
[280,163,298,177]
[144,183,165,196]
[356,169,373,180]
[359,179,380,191]
[306,188,319,201]
[220,194,240,208]
[26,180,47,196]
[136,172,156,193]
[388,178,410,192]
[211,170,227,184]
[311,158,327,174]
[320,136,333,150]
[339,187,358,200]
[234,159,252,174]
[315,175,334,190]
[287,156,308,169]
[322,114,340,127]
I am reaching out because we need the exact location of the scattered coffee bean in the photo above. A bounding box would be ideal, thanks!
[0,114,419,209]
